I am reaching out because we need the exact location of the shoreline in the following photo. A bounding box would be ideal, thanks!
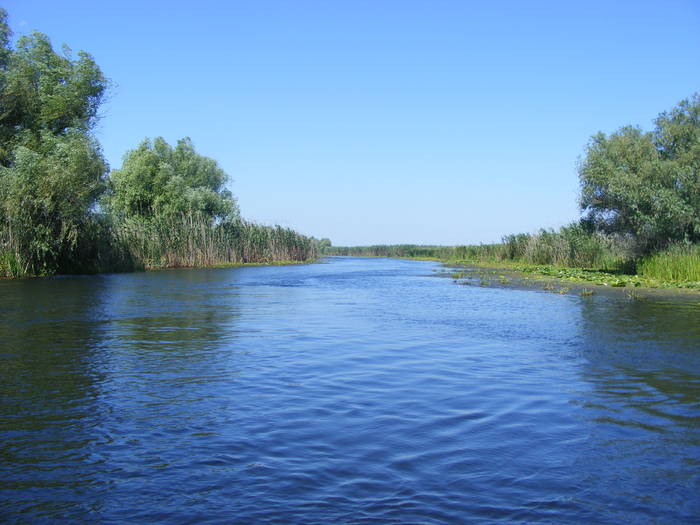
[435,259,700,301]
[327,254,700,299]
[0,258,319,280]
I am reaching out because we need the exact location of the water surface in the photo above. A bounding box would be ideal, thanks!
[1,257,699,523]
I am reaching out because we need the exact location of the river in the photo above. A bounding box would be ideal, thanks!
[1,256,699,523]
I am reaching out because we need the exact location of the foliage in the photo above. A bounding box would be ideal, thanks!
[327,244,460,259]
[0,130,106,274]
[317,238,332,253]
[0,12,107,166]
[0,10,315,277]
[513,224,633,270]
[578,94,700,251]
[328,222,640,276]
[0,8,109,276]
[2,8,696,284]
[107,137,238,222]
[637,243,700,283]
[102,136,318,272]
[116,213,317,269]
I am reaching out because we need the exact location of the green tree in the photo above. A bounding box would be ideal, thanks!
[0,130,106,274]
[578,94,700,250]
[107,137,238,222]
[0,8,108,275]
[0,10,10,68]
[653,95,700,225]
[0,17,107,164]
[317,238,332,253]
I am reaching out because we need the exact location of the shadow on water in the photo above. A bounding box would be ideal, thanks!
[0,276,114,520]
[569,295,700,522]
[0,269,244,522]
[2,259,699,523]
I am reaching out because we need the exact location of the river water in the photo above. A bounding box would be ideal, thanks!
[1,256,699,524]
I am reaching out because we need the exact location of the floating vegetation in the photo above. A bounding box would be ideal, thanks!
[512,265,692,290]
[626,289,647,301]
[498,275,510,285]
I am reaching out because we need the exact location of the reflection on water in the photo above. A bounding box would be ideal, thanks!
[570,296,700,521]
[1,258,699,523]
[0,277,110,521]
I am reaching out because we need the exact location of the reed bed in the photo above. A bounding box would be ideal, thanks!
[1,213,318,277]
[327,224,639,273]
[638,244,700,282]
[116,214,317,270]
[499,226,635,271]
[326,233,700,289]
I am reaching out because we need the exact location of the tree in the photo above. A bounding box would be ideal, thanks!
[0,8,108,275]
[654,95,700,223]
[317,238,332,253]
[0,130,106,274]
[107,137,238,222]
[0,21,107,164]
[578,94,700,251]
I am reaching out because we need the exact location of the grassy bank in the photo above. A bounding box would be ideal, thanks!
[637,244,700,283]
[326,226,700,291]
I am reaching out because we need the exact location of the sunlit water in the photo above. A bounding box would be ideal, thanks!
[1,257,699,524]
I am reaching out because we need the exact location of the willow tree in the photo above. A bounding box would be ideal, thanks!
[104,137,241,268]
[578,94,700,251]
[0,9,109,275]
[107,136,238,222]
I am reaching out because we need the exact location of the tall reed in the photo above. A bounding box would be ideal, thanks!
[637,244,700,282]
[0,212,318,277]
[116,213,318,270]
[327,223,637,272]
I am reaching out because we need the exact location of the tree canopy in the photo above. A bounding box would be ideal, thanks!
[578,94,700,250]
[0,8,108,274]
[107,137,238,222]
[0,130,106,273]
[0,10,107,166]
[0,8,316,277]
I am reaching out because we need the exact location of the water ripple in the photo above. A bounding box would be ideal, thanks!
[1,257,699,523]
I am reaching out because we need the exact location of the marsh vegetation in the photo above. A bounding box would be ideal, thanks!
[1,7,697,283]
[0,10,317,278]
[327,94,700,289]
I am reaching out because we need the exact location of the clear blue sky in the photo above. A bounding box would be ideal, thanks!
[5,1,700,245]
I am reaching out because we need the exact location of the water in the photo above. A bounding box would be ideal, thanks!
[1,257,699,524]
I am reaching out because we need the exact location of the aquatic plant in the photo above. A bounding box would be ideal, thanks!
[115,214,318,270]
[638,244,700,282]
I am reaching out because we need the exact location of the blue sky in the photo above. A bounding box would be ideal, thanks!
[4,1,700,245]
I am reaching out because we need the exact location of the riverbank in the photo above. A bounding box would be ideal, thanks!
[0,257,319,280]
[210,259,317,269]
[1,216,321,279]
[437,259,700,300]
[326,240,700,295]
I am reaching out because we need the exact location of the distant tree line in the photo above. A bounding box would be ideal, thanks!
[327,94,700,281]
[0,9,317,277]
[3,7,696,279]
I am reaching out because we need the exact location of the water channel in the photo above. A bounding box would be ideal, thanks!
[1,257,699,523]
